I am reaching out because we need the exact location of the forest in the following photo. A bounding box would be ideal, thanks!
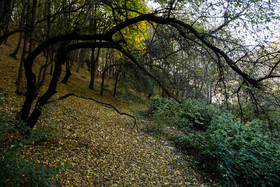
[0,0,280,186]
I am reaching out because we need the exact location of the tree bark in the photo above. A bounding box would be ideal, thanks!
[49,50,54,75]
[62,59,72,84]
[19,41,111,128]
[15,26,29,95]
[100,64,119,96]
[22,42,68,128]
[0,0,14,45]
[2,0,13,44]
[26,55,64,128]
[89,47,100,90]
[28,0,37,53]
[76,49,85,72]
[15,0,32,94]
[113,70,120,97]
[36,48,51,89]
[10,31,23,59]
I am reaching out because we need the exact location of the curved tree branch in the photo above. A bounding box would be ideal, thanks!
[20,12,269,128]
[24,13,261,90]
[47,93,138,131]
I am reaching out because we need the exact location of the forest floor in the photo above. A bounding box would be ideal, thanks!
[0,34,205,186]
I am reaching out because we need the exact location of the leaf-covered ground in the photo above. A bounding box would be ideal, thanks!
[0,33,204,186]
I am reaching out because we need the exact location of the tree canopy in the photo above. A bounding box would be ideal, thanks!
[0,0,279,129]
[1,0,280,185]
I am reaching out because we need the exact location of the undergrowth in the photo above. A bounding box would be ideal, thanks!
[142,95,280,186]
[120,90,143,103]
[0,94,60,186]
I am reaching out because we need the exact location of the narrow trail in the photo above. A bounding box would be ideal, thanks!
[0,34,203,186]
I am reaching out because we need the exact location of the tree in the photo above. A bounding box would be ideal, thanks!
[0,0,14,44]
[9,0,279,129]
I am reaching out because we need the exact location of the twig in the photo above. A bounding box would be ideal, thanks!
[47,93,138,131]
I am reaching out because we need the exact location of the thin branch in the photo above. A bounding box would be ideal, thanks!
[170,22,260,88]
[78,0,103,30]
[35,5,81,25]
[257,59,280,82]
[47,93,138,131]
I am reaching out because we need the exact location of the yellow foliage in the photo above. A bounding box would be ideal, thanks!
[0,29,203,186]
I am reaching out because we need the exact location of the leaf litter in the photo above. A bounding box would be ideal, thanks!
[0,34,203,186]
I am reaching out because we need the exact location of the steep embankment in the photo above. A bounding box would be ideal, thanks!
[0,33,203,186]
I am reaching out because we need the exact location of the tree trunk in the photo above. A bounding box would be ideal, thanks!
[17,58,38,121]
[113,68,121,97]
[36,1,51,89]
[26,56,64,129]
[2,0,13,44]
[10,2,27,59]
[28,0,37,53]
[15,0,33,94]
[100,64,118,96]
[0,0,13,45]
[206,80,213,104]
[36,48,51,89]
[49,62,54,75]
[21,43,67,128]
[76,49,85,72]
[17,88,37,122]
[49,50,55,75]
[15,26,29,95]
[10,31,23,59]
[89,48,95,90]
[100,68,106,96]
[0,1,5,30]
[62,59,71,84]
[76,60,81,73]
[89,47,100,90]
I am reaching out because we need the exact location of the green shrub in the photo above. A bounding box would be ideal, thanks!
[121,90,143,102]
[0,95,60,186]
[148,96,280,186]
[193,117,280,186]
[148,95,168,112]
[149,96,220,131]
[36,103,62,139]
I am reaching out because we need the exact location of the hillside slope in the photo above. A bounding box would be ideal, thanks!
[0,34,203,186]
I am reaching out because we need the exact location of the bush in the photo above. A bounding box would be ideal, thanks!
[148,96,280,186]
[149,96,220,131]
[174,117,280,186]
[0,95,60,186]
[36,103,62,139]
[121,90,143,103]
